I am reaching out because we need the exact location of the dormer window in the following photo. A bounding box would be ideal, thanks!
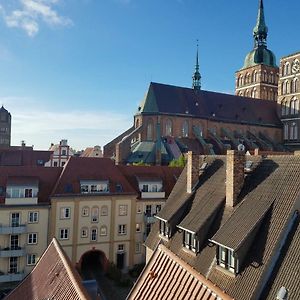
[183,230,198,253]
[217,246,237,274]
[138,178,165,199]
[80,180,109,194]
[159,219,170,239]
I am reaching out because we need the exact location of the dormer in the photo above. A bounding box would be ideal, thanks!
[137,177,165,199]
[80,180,109,194]
[5,177,39,205]
[156,217,171,240]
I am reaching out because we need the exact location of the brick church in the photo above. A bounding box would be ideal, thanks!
[104,0,299,165]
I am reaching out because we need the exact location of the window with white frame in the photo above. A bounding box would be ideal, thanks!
[9,257,18,273]
[159,220,169,238]
[82,207,89,217]
[118,244,125,252]
[80,180,109,194]
[118,224,127,235]
[183,230,198,253]
[100,225,107,236]
[81,227,88,238]
[25,188,33,198]
[28,211,39,223]
[27,254,37,266]
[60,207,71,219]
[59,228,69,240]
[28,233,38,244]
[91,228,98,241]
[91,206,99,222]
[101,205,108,216]
[119,205,128,216]
[217,246,236,273]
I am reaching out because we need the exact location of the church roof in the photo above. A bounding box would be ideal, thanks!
[138,82,281,128]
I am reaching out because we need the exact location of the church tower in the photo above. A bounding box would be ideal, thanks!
[235,0,279,101]
[0,106,11,148]
[192,44,201,90]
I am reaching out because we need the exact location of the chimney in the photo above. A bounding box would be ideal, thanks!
[187,151,200,193]
[226,150,245,207]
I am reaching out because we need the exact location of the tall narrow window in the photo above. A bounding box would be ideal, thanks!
[147,121,153,141]
[284,124,289,140]
[182,120,189,137]
[91,206,99,222]
[91,228,98,241]
[165,119,172,136]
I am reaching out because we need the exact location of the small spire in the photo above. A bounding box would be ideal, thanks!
[253,0,268,48]
[192,41,201,90]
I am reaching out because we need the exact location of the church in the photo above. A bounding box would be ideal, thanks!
[104,0,299,165]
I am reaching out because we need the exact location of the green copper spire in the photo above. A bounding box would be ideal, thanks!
[192,43,201,90]
[253,0,268,48]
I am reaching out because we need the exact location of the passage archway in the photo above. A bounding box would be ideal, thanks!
[79,250,108,280]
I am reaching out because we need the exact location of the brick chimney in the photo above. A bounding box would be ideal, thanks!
[187,151,200,193]
[226,150,245,207]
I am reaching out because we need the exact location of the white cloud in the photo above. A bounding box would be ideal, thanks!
[0,96,132,150]
[0,0,72,37]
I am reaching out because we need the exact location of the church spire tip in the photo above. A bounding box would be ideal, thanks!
[192,41,201,91]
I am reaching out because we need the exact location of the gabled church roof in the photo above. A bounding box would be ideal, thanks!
[138,82,281,127]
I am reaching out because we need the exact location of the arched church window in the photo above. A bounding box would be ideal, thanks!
[285,63,290,76]
[253,71,258,83]
[182,120,189,137]
[285,81,290,95]
[292,78,298,93]
[281,100,286,116]
[165,119,173,136]
[147,120,153,141]
[263,71,267,82]
[294,123,298,140]
[239,91,244,97]
[251,89,257,98]
[294,99,299,114]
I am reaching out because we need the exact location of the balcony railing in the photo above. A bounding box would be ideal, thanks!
[5,197,38,205]
[0,272,25,283]
[0,224,27,235]
[0,247,26,257]
[141,191,165,199]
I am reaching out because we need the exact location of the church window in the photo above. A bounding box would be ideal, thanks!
[281,100,286,116]
[239,91,244,96]
[245,90,250,97]
[165,119,172,136]
[281,82,285,95]
[285,81,290,95]
[284,63,290,76]
[251,89,257,98]
[252,71,258,83]
[240,75,244,86]
[292,78,298,93]
[290,100,295,115]
[295,99,299,114]
[263,70,267,82]
[147,121,153,141]
[284,124,289,140]
[294,124,298,140]
[182,120,189,137]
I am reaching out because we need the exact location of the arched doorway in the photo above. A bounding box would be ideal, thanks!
[78,250,108,280]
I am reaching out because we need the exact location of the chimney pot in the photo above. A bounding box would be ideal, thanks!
[187,151,200,193]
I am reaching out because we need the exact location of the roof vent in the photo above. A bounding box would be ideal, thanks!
[276,286,288,300]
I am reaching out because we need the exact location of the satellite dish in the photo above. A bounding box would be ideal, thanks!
[237,144,245,152]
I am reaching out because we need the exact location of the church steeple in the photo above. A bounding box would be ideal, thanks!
[253,0,268,48]
[192,43,201,90]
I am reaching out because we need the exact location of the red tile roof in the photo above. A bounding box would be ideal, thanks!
[127,244,233,300]
[5,238,92,300]
[117,165,182,198]
[52,157,136,195]
[0,166,62,204]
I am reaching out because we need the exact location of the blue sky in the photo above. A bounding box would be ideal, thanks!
[0,0,299,150]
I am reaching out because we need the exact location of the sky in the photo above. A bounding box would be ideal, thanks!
[0,0,299,151]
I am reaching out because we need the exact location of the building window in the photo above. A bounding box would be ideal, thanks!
[10,235,19,250]
[27,254,37,266]
[119,205,128,216]
[142,184,148,192]
[10,212,20,227]
[82,207,89,217]
[24,188,33,198]
[118,224,127,235]
[100,225,107,236]
[60,207,71,219]
[9,257,18,274]
[156,205,162,214]
[91,206,99,222]
[91,228,98,242]
[59,228,69,240]
[182,120,189,137]
[183,230,198,253]
[147,121,153,141]
[62,149,67,156]
[81,227,88,238]
[118,244,124,252]
[28,212,39,223]
[146,223,151,236]
[53,161,58,167]
[145,205,152,216]
[81,185,89,193]
[165,119,173,136]
[284,124,289,140]
[28,233,38,244]
[217,246,236,273]
[101,205,108,216]
[136,223,141,232]
[135,243,141,254]
[159,220,169,238]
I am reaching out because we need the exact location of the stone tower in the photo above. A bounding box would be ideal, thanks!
[0,106,11,148]
[235,0,279,101]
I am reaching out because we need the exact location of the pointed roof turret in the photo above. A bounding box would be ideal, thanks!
[192,43,201,91]
[253,0,268,48]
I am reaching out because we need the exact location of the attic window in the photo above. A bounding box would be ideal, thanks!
[217,246,237,274]
[183,230,198,253]
[159,220,170,239]
[116,183,123,193]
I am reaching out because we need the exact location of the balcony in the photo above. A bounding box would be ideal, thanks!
[0,272,25,283]
[0,247,26,257]
[5,197,38,205]
[144,214,157,224]
[141,191,165,199]
[0,224,27,235]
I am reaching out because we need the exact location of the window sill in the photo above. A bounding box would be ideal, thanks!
[182,247,197,256]
[215,265,236,278]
